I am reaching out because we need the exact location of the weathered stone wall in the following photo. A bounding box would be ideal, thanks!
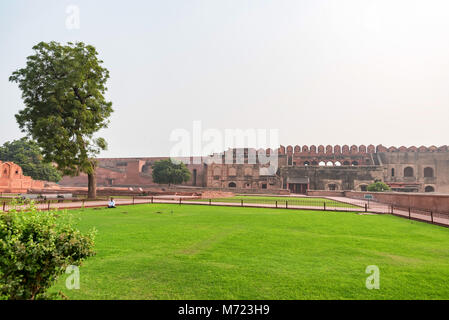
[58,145,449,194]
[345,191,449,213]
[280,166,384,191]
[206,162,281,190]
[0,161,44,192]
[378,151,449,193]
[59,157,207,188]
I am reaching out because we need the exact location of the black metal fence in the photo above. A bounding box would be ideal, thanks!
[1,195,449,228]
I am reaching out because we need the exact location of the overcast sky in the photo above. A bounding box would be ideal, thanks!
[1,0,449,157]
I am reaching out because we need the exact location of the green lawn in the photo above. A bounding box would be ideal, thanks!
[49,204,449,299]
[192,195,358,208]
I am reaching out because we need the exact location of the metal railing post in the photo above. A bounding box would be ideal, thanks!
[408,207,411,219]
[241,199,243,207]
[151,196,154,204]
[365,204,367,212]
[286,201,288,209]
[275,201,278,208]
[324,202,326,211]
[209,199,211,205]
[430,211,434,223]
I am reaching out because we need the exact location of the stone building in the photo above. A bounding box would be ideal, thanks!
[0,161,44,193]
[59,144,449,194]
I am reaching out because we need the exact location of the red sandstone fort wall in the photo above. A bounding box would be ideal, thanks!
[0,161,44,193]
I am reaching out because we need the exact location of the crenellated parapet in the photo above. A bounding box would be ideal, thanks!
[276,144,449,155]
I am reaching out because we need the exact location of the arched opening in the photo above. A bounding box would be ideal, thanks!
[228,182,236,188]
[424,167,434,178]
[360,185,368,192]
[334,161,341,166]
[328,184,337,191]
[303,161,310,166]
[319,161,326,166]
[404,167,414,177]
[343,161,350,166]
[425,186,435,192]
[311,161,318,166]
[391,168,395,177]
[351,161,358,166]
[326,161,333,166]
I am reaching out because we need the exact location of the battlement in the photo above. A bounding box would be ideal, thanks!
[276,145,449,155]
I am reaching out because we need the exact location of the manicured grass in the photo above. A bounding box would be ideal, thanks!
[49,204,449,299]
[192,195,358,208]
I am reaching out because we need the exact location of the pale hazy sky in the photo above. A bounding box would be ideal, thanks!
[1,0,449,157]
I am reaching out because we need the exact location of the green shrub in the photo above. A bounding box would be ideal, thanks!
[0,199,95,300]
[367,181,391,192]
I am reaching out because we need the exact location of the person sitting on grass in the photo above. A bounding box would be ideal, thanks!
[108,197,116,208]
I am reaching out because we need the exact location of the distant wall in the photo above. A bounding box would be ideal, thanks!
[172,185,290,195]
[346,191,449,213]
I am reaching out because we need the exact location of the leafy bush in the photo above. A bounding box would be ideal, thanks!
[367,181,391,192]
[0,200,95,300]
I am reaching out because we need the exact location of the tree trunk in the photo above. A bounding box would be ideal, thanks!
[87,171,97,199]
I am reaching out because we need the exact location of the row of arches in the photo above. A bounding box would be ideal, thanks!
[227,181,268,189]
[399,167,434,178]
[303,160,360,167]
[328,183,435,192]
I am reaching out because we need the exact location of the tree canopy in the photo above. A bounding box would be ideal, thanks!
[0,138,62,182]
[9,41,113,198]
[152,159,191,186]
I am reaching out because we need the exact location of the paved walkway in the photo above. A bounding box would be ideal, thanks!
[327,196,449,226]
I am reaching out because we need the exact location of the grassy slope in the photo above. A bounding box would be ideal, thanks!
[192,195,358,208]
[49,204,449,299]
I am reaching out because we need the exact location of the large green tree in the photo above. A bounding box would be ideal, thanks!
[0,138,62,182]
[152,159,191,186]
[9,41,113,198]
